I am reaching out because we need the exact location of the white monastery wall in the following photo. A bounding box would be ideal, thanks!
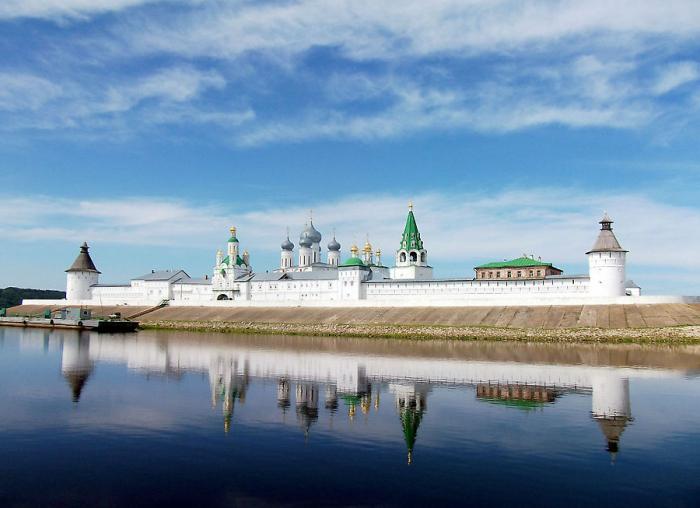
[26,207,700,309]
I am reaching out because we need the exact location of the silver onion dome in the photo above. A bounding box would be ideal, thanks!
[303,221,322,244]
[327,236,341,251]
[299,231,312,248]
[281,236,294,251]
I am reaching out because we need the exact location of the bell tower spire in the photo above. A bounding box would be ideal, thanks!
[390,203,433,280]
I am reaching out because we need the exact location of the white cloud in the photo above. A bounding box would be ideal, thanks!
[652,61,700,95]
[237,76,653,145]
[125,0,700,61]
[96,66,226,114]
[0,66,244,133]
[0,0,173,20]
[0,73,63,112]
[1,1,699,143]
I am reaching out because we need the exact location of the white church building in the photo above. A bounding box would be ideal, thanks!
[30,204,695,308]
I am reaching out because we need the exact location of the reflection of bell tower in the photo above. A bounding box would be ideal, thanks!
[361,384,372,416]
[61,332,93,403]
[325,384,338,412]
[209,358,249,433]
[296,383,319,438]
[391,383,429,465]
[278,379,291,412]
[591,373,633,462]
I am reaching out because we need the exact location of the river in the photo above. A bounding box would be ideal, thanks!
[0,327,698,507]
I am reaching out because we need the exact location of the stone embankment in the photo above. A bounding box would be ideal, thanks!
[8,303,700,343]
[142,320,700,343]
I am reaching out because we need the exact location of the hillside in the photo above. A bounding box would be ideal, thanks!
[0,287,65,309]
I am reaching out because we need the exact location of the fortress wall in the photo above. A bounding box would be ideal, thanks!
[8,303,700,328]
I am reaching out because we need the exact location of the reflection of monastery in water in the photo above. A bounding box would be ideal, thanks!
[23,330,690,463]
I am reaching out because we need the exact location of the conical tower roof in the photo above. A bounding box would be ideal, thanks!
[586,213,628,254]
[64,370,91,403]
[400,203,424,251]
[65,242,101,273]
[595,415,631,460]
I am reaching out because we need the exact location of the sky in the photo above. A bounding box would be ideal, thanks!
[1,0,699,294]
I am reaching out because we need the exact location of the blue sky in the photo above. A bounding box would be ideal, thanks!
[1,0,700,294]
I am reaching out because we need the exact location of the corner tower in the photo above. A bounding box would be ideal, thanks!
[586,213,628,297]
[65,242,100,302]
[390,203,433,280]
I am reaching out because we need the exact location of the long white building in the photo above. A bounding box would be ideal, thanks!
[25,205,700,308]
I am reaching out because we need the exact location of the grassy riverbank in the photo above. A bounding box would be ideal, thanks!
[141,320,700,344]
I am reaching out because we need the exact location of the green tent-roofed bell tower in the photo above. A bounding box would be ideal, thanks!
[390,202,433,280]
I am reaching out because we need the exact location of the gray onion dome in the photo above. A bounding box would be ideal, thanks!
[299,231,312,248]
[327,236,341,251]
[281,236,294,251]
[303,221,322,243]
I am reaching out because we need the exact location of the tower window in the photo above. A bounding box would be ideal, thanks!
[410,252,418,262]
[400,252,406,262]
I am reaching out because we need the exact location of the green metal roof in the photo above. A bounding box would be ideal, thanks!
[228,235,238,243]
[400,210,424,251]
[479,397,549,411]
[339,257,366,267]
[340,394,362,405]
[222,255,246,267]
[475,256,554,269]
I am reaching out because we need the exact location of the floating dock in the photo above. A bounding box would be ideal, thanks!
[0,316,138,333]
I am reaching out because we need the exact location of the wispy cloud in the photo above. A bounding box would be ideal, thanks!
[0,0,176,21]
[125,0,700,61]
[0,73,63,112]
[237,66,655,145]
[98,66,225,114]
[652,61,700,95]
[0,66,251,134]
[1,1,699,143]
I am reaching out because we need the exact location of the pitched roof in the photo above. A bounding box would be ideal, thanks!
[175,277,212,285]
[288,271,338,280]
[65,242,101,274]
[250,272,286,282]
[400,209,424,251]
[133,269,189,281]
[475,256,557,269]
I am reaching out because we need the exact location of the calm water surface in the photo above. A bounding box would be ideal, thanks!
[0,327,699,507]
